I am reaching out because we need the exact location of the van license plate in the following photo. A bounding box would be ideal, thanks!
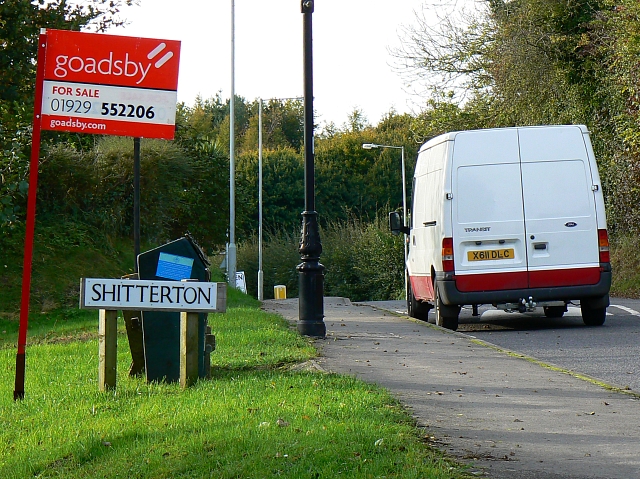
[467,249,515,261]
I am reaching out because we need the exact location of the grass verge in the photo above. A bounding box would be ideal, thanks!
[0,297,471,479]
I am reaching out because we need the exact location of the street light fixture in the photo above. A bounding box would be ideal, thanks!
[362,143,408,299]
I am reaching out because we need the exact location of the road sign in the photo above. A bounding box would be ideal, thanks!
[40,29,181,139]
[80,278,226,313]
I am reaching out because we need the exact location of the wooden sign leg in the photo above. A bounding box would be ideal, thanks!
[99,309,118,391]
[180,311,199,388]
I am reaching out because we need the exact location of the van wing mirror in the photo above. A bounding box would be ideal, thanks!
[389,211,410,236]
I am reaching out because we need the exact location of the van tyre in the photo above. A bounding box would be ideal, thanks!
[581,304,606,326]
[407,280,431,321]
[435,287,460,331]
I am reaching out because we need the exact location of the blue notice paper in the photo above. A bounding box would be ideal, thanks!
[156,252,194,280]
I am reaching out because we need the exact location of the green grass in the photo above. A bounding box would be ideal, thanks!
[0,300,471,479]
[0,222,138,312]
[0,227,468,477]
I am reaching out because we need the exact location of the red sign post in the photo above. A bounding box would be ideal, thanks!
[14,29,181,400]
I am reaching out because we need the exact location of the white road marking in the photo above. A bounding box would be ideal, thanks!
[609,304,640,317]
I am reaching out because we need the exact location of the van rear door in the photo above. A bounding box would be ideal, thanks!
[451,129,529,292]
[518,126,600,287]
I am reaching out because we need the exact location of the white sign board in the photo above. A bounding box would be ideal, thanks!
[80,278,226,313]
[235,271,247,294]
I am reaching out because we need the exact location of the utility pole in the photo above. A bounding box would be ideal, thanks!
[228,0,237,288]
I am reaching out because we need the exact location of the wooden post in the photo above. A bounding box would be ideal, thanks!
[99,309,118,391]
[180,311,199,388]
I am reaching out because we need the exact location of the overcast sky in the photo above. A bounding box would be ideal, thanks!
[114,0,452,128]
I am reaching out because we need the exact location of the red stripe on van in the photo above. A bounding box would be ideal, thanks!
[529,267,601,288]
[455,268,601,292]
[455,271,528,292]
[410,275,435,301]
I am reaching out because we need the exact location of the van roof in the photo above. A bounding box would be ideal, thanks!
[418,124,589,153]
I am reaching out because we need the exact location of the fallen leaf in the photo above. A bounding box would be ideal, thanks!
[277,418,290,427]
[374,438,384,447]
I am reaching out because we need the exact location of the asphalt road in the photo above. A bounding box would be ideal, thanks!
[363,298,640,394]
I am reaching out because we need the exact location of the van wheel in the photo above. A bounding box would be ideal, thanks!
[435,287,459,331]
[407,281,431,321]
[581,304,606,326]
[543,306,566,318]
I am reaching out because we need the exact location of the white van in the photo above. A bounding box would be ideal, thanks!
[390,125,611,330]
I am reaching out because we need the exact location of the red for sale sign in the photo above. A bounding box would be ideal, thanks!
[40,29,181,139]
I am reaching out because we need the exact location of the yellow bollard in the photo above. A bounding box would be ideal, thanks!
[274,285,287,299]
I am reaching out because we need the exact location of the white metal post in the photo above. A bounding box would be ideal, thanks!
[228,0,237,288]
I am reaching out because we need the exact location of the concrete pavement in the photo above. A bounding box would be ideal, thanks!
[262,297,640,479]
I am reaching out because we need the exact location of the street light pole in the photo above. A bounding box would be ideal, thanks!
[362,143,408,299]
[297,0,325,338]
[257,97,302,301]
[228,0,237,288]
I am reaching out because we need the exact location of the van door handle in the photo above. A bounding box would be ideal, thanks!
[423,221,437,227]
[534,243,547,250]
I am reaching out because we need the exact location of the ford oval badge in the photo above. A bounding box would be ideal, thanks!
[565,222,577,227]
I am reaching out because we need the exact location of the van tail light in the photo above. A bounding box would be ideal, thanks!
[598,229,610,263]
[442,237,454,273]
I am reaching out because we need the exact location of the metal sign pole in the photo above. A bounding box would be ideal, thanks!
[14,31,47,401]
[133,137,141,271]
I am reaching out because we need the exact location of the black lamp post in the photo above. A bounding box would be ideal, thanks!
[297,0,325,338]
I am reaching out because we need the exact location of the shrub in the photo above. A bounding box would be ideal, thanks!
[237,212,405,302]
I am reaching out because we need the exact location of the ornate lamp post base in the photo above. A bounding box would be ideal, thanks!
[297,211,325,338]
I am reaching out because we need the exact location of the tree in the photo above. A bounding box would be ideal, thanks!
[0,0,135,106]
[315,112,419,225]
[392,0,640,236]
[239,99,304,152]
[235,148,305,237]
[392,0,610,126]
[0,0,137,232]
